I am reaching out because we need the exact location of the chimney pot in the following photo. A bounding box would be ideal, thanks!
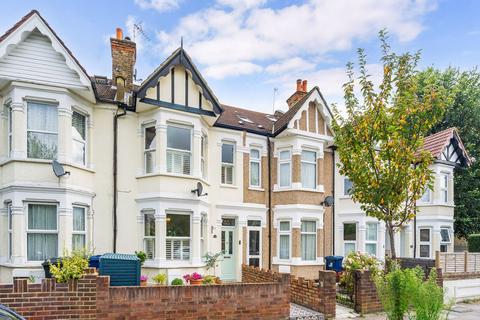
[302,80,307,92]
[116,28,123,40]
[296,79,302,92]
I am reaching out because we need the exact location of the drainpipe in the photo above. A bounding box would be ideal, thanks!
[331,146,336,256]
[267,136,272,270]
[113,105,127,253]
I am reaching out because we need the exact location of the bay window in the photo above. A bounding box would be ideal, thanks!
[27,204,58,261]
[278,150,291,188]
[166,213,190,261]
[221,142,235,185]
[365,222,378,255]
[301,220,316,261]
[301,150,316,189]
[143,210,155,259]
[344,223,356,255]
[72,111,87,165]
[166,124,191,175]
[72,206,87,251]
[278,221,291,260]
[250,149,261,187]
[27,102,58,160]
[144,125,156,174]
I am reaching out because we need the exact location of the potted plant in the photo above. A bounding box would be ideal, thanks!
[152,273,167,285]
[140,275,148,286]
[202,275,216,285]
[203,252,223,284]
[183,272,203,285]
[135,251,147,266]
[171,278,184,286]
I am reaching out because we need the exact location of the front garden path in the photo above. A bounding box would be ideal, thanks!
[290,303,324,320]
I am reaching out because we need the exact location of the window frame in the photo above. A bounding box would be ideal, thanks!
[201,134,207,179]
[249,148,262,188]
[143,124,156,174]
[343,178,353,196]
[72,206,87,251]
[301,150,317,189]
[71,110,88,166]
[221,141,235,185]
[420,188,431,203]
[278,149,292,188]
[26,202,58,262]
[278,220,291,260]
[143,210,156,260]
[301,220,317,261]
[247,219,262,267]
[343,222,357,255]
[26,101,58,160]
[365,222,378,256]
[441,173,449,203]
[7,202,12,261]
[6,103,12,158]
[165,212,192,261]
[166,123,192,175]
[419,227,431,258]
[200,213,207,257]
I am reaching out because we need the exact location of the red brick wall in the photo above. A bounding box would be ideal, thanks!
[1,267,290,320]
[242,264,336,319]
[0,267,98,319]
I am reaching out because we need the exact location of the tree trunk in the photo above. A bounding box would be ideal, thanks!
[387,224,397,259]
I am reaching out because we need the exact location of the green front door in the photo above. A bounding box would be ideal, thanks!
[221,227,236,280]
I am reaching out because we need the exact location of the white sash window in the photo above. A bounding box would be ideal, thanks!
[344,223,357,255]
[72,207,87,251]
[278,221,291,260]
[166,125,192,175]
[278,150,291,188]
[250,149,261,187]
[144,125,156,174]
[27,204,58,261]
[72,111,87,165]
[166,213,191,261]
[27,102,58,160]
[419,228,431,258]
[301,221,316,261]
[301,150,316,189]
[6,103,12,157]
[143,211,155,259]
[365,223,378,255]
[221,142,235,185]
[7,203,12,260]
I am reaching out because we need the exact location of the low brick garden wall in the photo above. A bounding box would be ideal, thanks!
[1,267,290,320]
[242,264,336,319]
[353,263,444,314]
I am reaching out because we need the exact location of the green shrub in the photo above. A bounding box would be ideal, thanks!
[152,273,167,285]
[171,278,184,286]
[374,263,422,320]
[50,250,90,283]
[468,234,480,252]
[411,269,444,320]
[340,251,381,295]
[135,251,147,266]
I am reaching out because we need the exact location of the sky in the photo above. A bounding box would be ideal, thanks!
[1,0,479,114]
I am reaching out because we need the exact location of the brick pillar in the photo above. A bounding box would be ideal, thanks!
[354,270,383,314]
[318,270,336,319]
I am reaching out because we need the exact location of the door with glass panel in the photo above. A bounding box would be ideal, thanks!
[247,220,261,267]
[220,218,236,280]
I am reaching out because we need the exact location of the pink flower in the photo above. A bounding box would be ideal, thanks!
[191,272,202,280]
[140,275,148,281]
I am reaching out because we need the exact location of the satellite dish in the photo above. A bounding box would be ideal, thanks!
[52,160,70,177]
[321,196,334,207]
[191,182,207,197]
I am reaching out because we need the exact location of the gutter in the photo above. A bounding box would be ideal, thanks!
[113,103,127,253]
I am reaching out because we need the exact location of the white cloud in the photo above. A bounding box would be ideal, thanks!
[205,61,263,79]
[154,0,437,79]
[266,57,315,74]
[134,0,181,13]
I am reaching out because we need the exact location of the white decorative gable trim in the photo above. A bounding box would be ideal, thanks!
[287,88,333,132]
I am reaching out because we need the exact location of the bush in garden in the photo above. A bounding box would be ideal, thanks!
[171,278,184,286]
[152,273,167,285]
[468,234,480,252]
[411,268,444,320]
[50,249,90,283]
[340,251,381,295]
[374,263,422,320]
[135,251,147,266]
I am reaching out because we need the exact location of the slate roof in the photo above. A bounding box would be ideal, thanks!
[215,104,276,135]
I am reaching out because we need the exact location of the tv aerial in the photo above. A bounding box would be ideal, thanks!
[52,160,70,178]
[191,182,207,197]
[321,196,334,207]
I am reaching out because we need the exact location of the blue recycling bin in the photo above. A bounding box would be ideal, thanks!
[89,255,102,270]
[325,256,344,272]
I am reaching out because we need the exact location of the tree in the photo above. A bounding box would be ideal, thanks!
[418,68,480,238]
[332,31,452,258]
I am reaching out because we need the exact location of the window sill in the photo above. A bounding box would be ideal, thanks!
[136,171,210,186]
[272,257,324,266]
[220,184,238,189]
[248,187,264,192]
[0,158,95,172]
[142,259,206,269]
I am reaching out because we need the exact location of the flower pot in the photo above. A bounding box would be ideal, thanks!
[214,277,222,284]
[190,279,203,286]
[140,279,147,287]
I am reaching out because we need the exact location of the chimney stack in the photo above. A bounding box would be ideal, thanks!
[111,27,136,101]
[286,78,308,108]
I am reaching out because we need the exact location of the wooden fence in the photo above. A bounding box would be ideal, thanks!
[436,251,480,274]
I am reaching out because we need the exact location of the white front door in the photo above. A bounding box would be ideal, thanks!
[221,226,236,280]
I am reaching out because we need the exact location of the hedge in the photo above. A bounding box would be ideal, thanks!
[468,234,480,252]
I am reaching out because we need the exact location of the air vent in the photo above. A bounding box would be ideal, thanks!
[94,75,108,84]
[238,120,244,125]
[257,124,264,129]
[237,115,254,124]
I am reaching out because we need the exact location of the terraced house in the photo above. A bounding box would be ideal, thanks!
[0,10,470,283]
